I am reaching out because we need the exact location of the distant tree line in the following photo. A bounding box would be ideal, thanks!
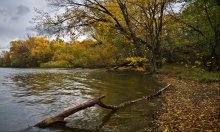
[0,36,117,68]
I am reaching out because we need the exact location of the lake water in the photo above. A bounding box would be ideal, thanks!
[0,68,161,132]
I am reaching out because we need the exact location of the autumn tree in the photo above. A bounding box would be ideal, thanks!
[10,40,35,67]
[8,36,52,67]
[29,36,53,65]
[34,0,171,73]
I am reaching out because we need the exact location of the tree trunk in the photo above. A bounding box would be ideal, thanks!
[35,96,110,127]
[134,41,143,57]
[149,49,157,74]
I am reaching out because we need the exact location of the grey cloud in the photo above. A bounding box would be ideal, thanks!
[0,5,30,23]
[0,0,49,52]
[10,16,19,21]
[25,27,37,32]
[16,5,30,15]
[0,8,9,16]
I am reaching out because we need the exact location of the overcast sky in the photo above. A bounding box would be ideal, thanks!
[0,0,48,52]
[0,0,182,53]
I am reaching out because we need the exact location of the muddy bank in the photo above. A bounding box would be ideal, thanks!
[154,74,220,131]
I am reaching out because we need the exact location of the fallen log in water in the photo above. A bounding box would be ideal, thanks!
[35,96,107,127]
[36,84,171,127]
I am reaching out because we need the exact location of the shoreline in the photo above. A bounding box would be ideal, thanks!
[154,74,220,131]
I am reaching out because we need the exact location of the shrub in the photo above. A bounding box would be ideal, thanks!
[40,61,71,68]
[125,57,148,67]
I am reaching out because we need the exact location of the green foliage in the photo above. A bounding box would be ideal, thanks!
[0,51,11,67]
[162,0,220,71]
[159,65,220,82]
[40,61,71,68]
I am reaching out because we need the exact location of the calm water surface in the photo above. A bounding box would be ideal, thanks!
[0,68,161,132]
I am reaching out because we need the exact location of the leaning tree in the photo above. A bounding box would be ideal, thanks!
[34,0,171,73]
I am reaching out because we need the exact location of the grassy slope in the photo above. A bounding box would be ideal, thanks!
[159,65,220,82]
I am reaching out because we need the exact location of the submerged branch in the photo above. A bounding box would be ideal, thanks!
[35,84,171,127]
